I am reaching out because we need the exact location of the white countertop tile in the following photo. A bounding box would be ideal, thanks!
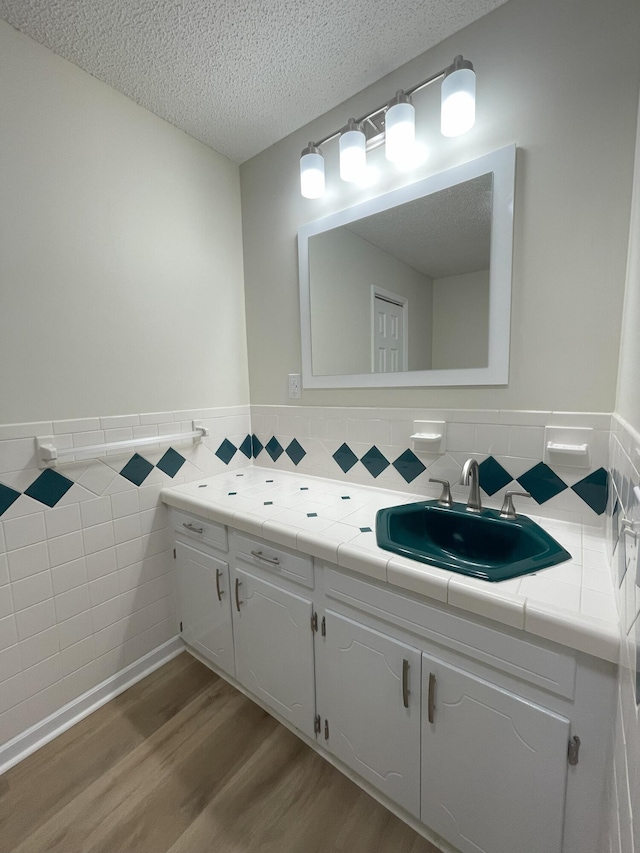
[161,466,620,663]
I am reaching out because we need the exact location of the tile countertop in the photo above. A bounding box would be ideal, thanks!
[160,467,620,664]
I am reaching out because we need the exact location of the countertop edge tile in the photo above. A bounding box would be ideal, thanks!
[448,576,526,631]
[524,600,619,664]
[261,519,300,550]
[387,557,450,603]
[337,542,389,582]
[296,529,339,564]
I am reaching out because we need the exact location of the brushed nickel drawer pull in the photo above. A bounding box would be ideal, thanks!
[183,522,203,534]
[215,569,224,601]
[428,672,436,724]
[402,659,410,708]
[235,578,242,612]
[250,549,281,566]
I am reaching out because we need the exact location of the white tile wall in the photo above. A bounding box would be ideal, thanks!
[251,405,610,525]
[607,414,640,853]
[0,406,251,750]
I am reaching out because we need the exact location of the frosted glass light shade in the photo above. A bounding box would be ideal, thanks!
[385,100,415,163]
[339,126,366,183]
[300,146,325,198]
[441,66,476,137]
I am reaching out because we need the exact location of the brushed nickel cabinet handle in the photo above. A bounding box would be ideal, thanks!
[402,659,410,708]
[215,568,223,602]
[428,672,436,724]
[183,522,203,534]
[250,549,280,566]
[235,578,242,612]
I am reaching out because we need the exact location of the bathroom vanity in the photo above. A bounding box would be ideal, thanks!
[161,468,618,853]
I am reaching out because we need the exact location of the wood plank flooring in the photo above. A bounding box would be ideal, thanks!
[0,653,441,853]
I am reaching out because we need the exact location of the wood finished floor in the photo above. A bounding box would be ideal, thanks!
[0,653,441,853]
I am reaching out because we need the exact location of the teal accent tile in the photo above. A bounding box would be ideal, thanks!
[479,456,513,496]
[333,443,358,473]
[0,483,21,516]
[361,446,389,479]
[156,447,185,478]
[518,462,567,504]
[216,439,237,465]
[252,435,263,458]
[266,437,284,462]
[360,526,372,533]
[307,512,317,517]
[393,450,426,484]
[571,468,608,515]
[286,439,306,466]
[120,454,154,487]
[25,469,74,507]
[239,435,252,459]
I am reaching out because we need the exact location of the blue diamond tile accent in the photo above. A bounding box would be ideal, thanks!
[361,446,389,479]
[572,468,608,515]
[286,438,306,466]
[120,454,154,487]
[198,484,207,488]
[0,483,21,516]
[264,501,273,505]
[156,447,186,478]
[479,456,513,496]
[333,443,358,473]
[266,479,273,483]
[216,439,237,465]
[266,436,284,462]
[393,450,426,484]
[307,512,318,517]
[252,435,263,458]
[228,491,237,496]
[341,496,351,500]
[300,487,309,491]
[25,469,74,507]
[518,462,567,504]
[360,527,372,533]
[239,435,253,459]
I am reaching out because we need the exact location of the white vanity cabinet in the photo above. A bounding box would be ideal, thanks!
[167,505,615,853]
[173,511,235,677]
[421,653,570,853]
[316,610,421,818]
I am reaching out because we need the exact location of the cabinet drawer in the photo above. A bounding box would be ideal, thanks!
[232,531,313,588]
[173,509,228,553]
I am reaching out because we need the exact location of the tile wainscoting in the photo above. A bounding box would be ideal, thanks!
[0,406,252,754]
[607,414,640,853]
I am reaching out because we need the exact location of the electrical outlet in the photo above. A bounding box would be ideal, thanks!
[288,373,301,399]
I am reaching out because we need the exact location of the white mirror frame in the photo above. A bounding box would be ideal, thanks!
[298,144,516,388]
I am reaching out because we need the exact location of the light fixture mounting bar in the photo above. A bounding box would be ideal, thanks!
[310,63,450,149]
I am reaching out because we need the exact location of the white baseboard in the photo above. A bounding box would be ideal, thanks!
[0,636,185,776]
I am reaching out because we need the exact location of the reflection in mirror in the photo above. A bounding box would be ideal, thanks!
[298,145,516,389]
[309,173,493,375]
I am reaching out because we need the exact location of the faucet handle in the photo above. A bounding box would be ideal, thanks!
[429,478,453,508]
[499,490,531,519]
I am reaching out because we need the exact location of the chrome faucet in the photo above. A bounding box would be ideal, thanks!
[460,458,482,513]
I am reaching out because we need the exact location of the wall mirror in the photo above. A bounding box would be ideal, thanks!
[298,144,516,388]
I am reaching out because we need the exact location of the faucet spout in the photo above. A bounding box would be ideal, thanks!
[461,458,482,513]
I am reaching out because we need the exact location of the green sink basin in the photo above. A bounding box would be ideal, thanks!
[376,501,571,582]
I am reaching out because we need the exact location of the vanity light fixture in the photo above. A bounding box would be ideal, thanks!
[299,55,476,198]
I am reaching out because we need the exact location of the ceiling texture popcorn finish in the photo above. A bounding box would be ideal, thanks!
[0,0,509,162]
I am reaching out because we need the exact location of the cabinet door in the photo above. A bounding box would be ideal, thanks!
[232,567,316,739]
[421,653,570,853]
[319,611,421,818]
[176,541,235,677]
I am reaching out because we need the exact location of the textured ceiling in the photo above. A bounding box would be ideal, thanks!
[0,0,509,163]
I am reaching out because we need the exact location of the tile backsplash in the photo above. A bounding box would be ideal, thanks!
[250,405,611,525]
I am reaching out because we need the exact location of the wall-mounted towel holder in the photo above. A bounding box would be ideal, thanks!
[35,421,208,469]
